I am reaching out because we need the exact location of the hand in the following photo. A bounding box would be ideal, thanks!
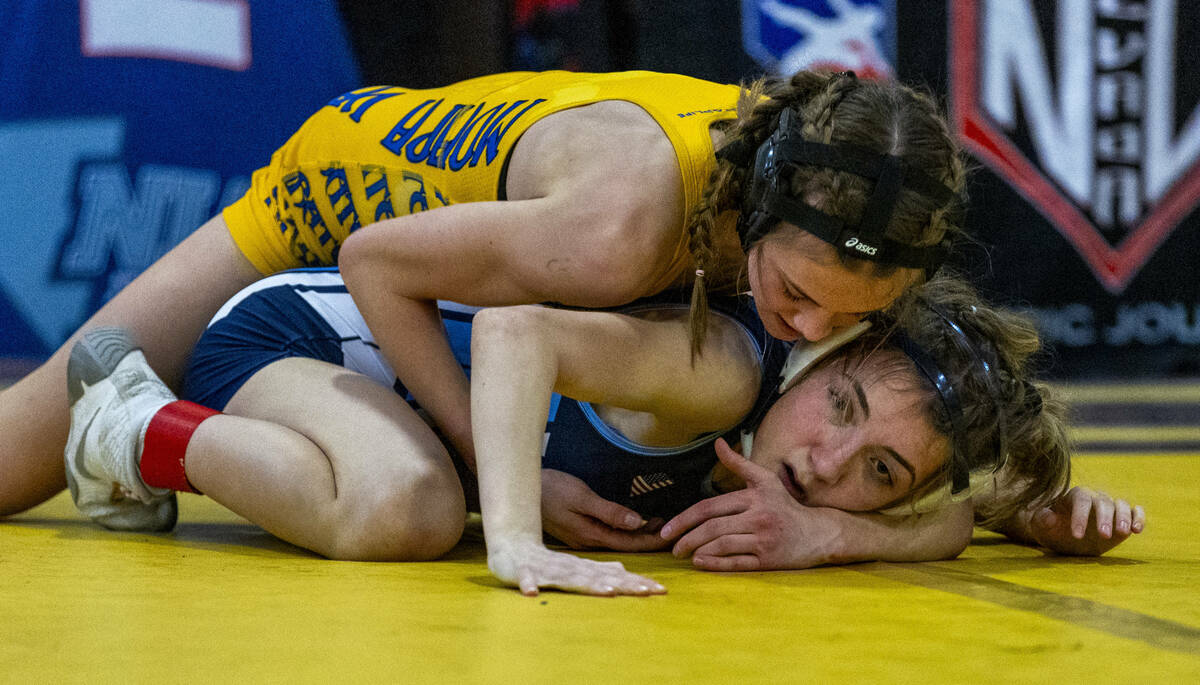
[487,539,667,597]
[659,438,841,571]
[1023,486,1146,556]
[541,470,669,551]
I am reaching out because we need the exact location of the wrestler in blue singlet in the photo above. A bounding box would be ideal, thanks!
[182,268,788,520]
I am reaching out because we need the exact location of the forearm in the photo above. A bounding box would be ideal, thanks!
[342,271,474,465]
[820,500,974,566]
[470,309,557,550]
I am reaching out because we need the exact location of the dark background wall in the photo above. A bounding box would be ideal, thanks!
[335,1,755,86]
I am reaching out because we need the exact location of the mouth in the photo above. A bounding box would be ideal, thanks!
[778,463,807,503]
[771,314,801,342]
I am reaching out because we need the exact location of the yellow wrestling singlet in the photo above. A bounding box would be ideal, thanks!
[222,70,740,274]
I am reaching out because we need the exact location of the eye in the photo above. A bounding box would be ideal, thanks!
[827,386,854,424]
[870,457,894,487]
[783,282,810,304]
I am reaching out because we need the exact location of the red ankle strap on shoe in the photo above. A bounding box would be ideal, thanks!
[141,400,219,494]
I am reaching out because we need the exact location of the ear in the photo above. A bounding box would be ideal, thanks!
[778,321,871,393]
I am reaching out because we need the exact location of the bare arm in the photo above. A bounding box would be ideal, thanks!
[339,103,684,467]
[340,199,563,465]
[469,304,759,595]
[340,198,657,464]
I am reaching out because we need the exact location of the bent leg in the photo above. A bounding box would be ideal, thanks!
[0,215,263,515]
[184,358,466,561]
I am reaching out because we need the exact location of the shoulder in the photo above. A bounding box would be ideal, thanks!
[506,101,682,207]
[496,103,692,302]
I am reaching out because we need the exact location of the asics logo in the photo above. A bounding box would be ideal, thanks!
[844,237,878,256]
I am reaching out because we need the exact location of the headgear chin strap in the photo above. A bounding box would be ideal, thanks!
[778,321,871,394]
[892,330,973,497]
[733,106,956,276]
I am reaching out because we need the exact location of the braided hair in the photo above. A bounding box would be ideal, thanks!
[686,71,967,356]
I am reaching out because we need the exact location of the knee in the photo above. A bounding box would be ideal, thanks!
[328,463,467,562]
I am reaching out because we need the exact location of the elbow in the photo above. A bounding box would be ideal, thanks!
[338,228,414,303]
[939,506,975,560]
[337,229,374,290]
[941,529,971,561]
[470,305,546,356]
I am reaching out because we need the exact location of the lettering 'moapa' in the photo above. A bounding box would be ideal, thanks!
[379,97,548,170]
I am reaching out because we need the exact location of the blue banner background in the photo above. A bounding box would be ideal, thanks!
[0,1,360,364]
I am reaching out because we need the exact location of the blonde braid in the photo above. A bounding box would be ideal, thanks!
[683,73,831,356]
[796,73,862,231]
[911,90,968,247]
[685,161,739,359]
[798,71,858,144]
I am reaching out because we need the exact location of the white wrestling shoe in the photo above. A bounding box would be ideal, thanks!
[64,327,178,532]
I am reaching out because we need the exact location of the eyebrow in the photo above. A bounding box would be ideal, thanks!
[851,379,870,419]
[852,379,917,485]
[882,446,917,486]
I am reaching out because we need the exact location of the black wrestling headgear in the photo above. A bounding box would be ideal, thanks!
[893,305,1033,497]
[721,79,957,277]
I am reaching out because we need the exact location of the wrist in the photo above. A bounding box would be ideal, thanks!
[799,507,852,566]
[801,507,905,566]
[486,532,545,555]
[997,506,1038,544]
[817,520,853,566]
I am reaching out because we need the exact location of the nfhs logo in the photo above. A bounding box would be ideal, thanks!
[950,0,1200,293]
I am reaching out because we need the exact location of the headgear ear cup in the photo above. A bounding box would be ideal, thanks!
[777,320,871,393]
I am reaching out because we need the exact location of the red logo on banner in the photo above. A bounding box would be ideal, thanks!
[949,0,1200,293]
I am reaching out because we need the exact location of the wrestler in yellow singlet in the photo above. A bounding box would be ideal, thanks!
[223,70,740,274]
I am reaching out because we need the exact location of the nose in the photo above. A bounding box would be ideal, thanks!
[808,442,856,484]
[790,306,836,342]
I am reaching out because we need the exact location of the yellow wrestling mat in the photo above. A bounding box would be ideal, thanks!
[1,452,1197,683]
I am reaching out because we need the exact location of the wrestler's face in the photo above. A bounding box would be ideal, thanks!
[747,350,949,511]
[746,232,912,342]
